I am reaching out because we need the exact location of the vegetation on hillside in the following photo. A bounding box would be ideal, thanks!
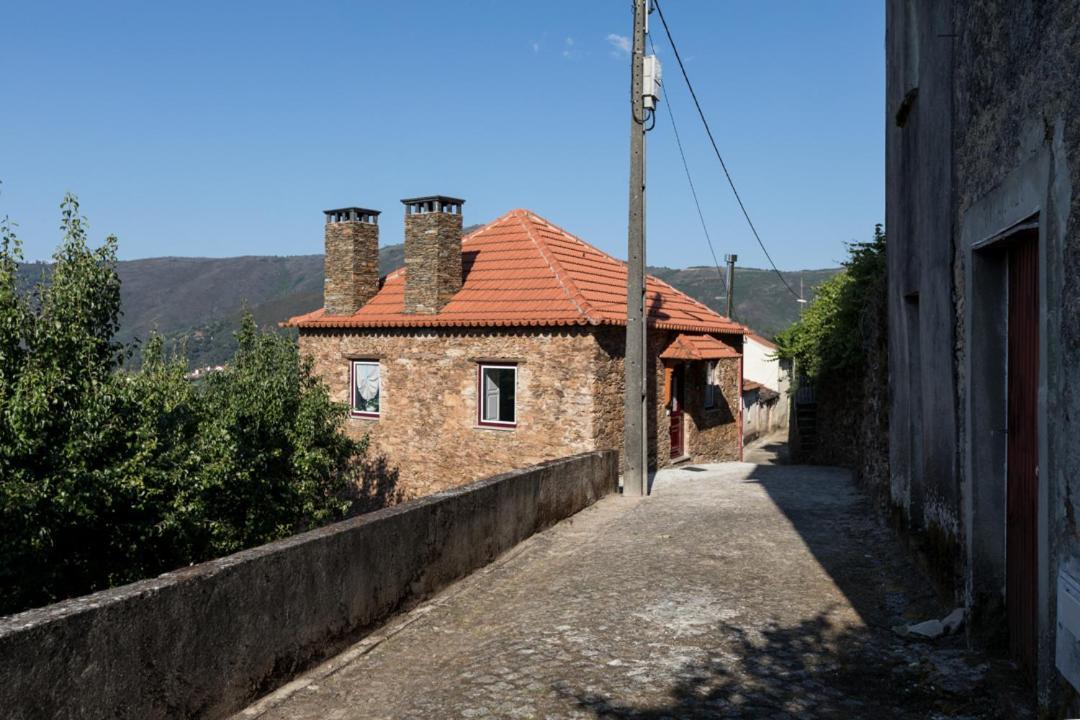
[647,265,839,338]
[775,225,886,382]
[17,240,836,370]
[0,196,381,616]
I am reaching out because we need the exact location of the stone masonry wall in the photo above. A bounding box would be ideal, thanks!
[592,326,742,471]
[324,220,379,316]
[592,327,668,470]
[685,355,742,463]
[300,327,600,499]
[403,212,463,314]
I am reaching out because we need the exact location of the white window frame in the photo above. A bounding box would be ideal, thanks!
[477,363,517,427]
[350,360,381,419]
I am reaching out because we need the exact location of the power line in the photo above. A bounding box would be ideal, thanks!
[648,34,728,302]
[652,0,802,301]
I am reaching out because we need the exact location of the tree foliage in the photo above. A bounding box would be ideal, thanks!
[0,196,367,615]
[775,225,886,381]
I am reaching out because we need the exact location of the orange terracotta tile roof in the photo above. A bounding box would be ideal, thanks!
[288,209,744,334]
[659,333,741,361]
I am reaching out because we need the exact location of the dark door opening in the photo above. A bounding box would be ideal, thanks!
[1006,232,1039,679]
[669,364,685,459]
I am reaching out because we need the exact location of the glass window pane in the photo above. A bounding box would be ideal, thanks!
[705,361,718,408]
[483,369,500,421]
[481,366,516,423]
[497,369,515,422]
[354,362,380,414]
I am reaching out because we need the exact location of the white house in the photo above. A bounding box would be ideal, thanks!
[741,332,792,442]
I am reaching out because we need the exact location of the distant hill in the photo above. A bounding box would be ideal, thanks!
[647,265,839,339]
[18,243,837,368]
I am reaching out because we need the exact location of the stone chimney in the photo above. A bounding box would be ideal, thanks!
[323,207,381,315]
[401,195,465,314]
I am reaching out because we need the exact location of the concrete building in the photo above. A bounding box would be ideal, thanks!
[288,197,745,498]
[886,1,1080,709]
[741,332,791,443]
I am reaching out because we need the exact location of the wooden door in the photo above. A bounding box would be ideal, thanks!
[670,364,684,459]
[1006,234,1039,678]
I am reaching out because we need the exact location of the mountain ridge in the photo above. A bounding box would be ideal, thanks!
[18,244,837,367]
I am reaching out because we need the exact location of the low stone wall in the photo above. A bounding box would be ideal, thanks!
[0,451,617,720]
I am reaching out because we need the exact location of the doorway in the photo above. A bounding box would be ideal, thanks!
[1006,233,1039,678]
[669,364,685,459]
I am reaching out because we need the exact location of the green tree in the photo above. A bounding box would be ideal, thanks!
[185,314,360,556]
[0,196,369,615]
[775,225,886,382]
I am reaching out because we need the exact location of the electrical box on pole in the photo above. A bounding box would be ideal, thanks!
[643,55,662,111]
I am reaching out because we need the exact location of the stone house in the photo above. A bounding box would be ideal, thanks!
[887,1,1080,710]
[287,197,744,499]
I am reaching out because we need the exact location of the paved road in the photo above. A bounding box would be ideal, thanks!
[743,430,791,465]
[238,462,1030,720]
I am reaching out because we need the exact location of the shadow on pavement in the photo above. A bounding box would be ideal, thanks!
[574,461,1035,719]
[566,608,987,719]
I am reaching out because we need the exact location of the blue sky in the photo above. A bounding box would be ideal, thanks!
[0,1,884,271]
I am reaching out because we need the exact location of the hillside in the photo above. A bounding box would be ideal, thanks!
[18,246,837,367]
[646,265,839,338]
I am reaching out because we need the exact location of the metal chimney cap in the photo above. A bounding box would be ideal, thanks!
[400,196,465,215]
[324,207,381,224]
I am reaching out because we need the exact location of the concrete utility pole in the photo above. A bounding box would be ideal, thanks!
[623,0,648,497]
[725,253,738,319]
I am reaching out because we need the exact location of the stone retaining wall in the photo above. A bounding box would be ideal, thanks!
[0,450,618,720]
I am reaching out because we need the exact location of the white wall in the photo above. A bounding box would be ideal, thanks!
[742,335,792,437]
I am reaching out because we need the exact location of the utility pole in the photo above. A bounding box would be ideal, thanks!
[623,0,648,497]
[725,253,738,319]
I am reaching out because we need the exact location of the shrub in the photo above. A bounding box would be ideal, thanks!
[775,224,886,382]
[0,195,367,615]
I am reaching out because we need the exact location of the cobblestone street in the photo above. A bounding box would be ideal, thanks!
[238,456,1032,719]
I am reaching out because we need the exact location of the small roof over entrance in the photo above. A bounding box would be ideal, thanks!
[659,333,740,361]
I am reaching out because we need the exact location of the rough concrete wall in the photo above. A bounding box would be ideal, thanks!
[0,451,618,720]
[591,327,741,470]
[685,356,741,463]
[743,392,780,443]
[948,0,1080,707]
[300,327,599,499]
[324,220,380,316]
[885,0,962,552]
[889,0,1080,707]
[774,360,792,429]
[403,212,463,314]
